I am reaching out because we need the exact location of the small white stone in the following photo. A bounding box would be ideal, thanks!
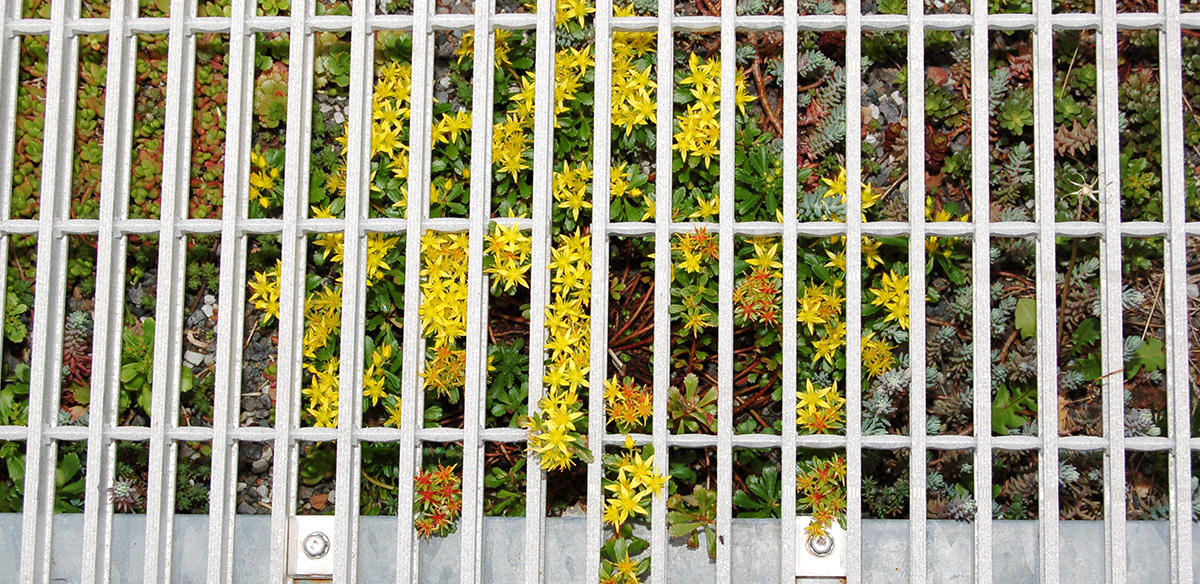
[201,303,214,318]
[183,350,204,368]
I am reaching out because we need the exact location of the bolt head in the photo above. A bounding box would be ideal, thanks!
[302,531,330,559]
[806,533,834,558]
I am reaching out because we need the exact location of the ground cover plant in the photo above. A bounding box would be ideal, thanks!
[1,0,1198,581]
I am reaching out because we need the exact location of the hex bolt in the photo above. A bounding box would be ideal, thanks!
[806,533,834,558]
[302,531,331,560]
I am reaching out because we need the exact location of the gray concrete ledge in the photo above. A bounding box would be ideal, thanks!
[0,514,1192,583]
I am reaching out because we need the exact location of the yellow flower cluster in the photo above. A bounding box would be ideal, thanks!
[420,232,470,398]
[300,284,344,427]
[672,54,755,169]
[431,110,471,147]
[493,113,530,181]
[862,331,896,378]
[554,47,593,121]
[425,344,467,399]
[925,201,970,258]
[798,283,844,338]
[248,149,280,210]
[247,259,282,324]
[419,231,470,344]
[673,226,719,274]
[796,379,845,434]
[526,231,593,471]
[820,167,884,222]
[302,284,343,360]
[362,342,394,408]
[611,4,656,135]
[609,162,643,200]
[302,356,340,428]
[869,270,910,330]
[604,376,652,433]
[485,222,533,292]
[516,0,597,26]
[310,206,401,285]
[553,162,593,221]
[372,60,414,213]
[603,437,668,530]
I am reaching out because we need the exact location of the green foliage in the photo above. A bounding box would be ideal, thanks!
[253,64,289,130]
[487,338,529,427]
[1014,297,1036,340]
[1127,337,1165,378]
[313,33,352,92]
[992,385,1036,435]
[666,485,718,560]
[0,365,30,427]
[299,442,337,487]
[667,373,717,434]
[731,466,781,518]
[483,457,526,517]
[54,450,86,513]
[257,0,289,15]
[600,524,650,582]
[120,317,156,418]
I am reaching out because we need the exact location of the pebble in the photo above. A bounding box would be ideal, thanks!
[252,458,270,474]
[237,502,255,514]
[879,100,899,124]
[201,304,214,319]
[183,350,205,368]
[1188,284,1198,298]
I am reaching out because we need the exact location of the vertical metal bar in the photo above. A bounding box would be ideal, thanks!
[1032,0,1061,579]
[143,0,193,578]
[522,0,557,581]
[333,0,373,580]
[586,0,614,581]
[0,3,14,504]
[969,0,994,581]
[1097,0,1127,579]
[906,0,928,578]
[650,0,675,580]
[460,0,496,579]
[0,0,18,221]
[79,0,132,580]
[779,0,799,580]
[1160,0,1195,582]
[716,0,735,579]
[269,0,313,578]
[844,0,864,579]
[395,0,433,579]
[19,0,72,576]
[207,0,253,580]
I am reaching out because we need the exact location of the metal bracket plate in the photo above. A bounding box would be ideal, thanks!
[288,516,336,578]
[795,515,847,579]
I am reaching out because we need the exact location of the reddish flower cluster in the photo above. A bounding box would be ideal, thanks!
[604,376,652,434]
[413,465,462,539]
[797,454,847,539]
[733,266,781,326]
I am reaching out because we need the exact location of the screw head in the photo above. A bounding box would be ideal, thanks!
[806,533,834,558]
[302,531,330,559]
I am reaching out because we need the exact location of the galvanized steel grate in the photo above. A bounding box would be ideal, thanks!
[0,0,1197,582]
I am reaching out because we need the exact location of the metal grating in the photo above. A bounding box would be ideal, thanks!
[0,0,1196,582]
